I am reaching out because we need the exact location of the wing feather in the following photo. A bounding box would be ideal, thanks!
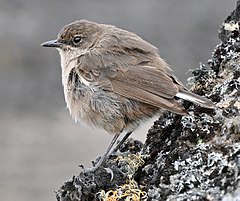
[111,65,179,99]
[111,79,187,115]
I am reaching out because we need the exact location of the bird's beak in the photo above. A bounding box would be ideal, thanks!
[41,39,62,48]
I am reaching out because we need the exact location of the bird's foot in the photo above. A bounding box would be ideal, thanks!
[78,159,114,181]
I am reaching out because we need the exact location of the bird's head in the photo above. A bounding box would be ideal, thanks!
[41,20,102,65]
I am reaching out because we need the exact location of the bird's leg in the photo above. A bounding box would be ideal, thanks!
[88,133,120,171]
[86,131,133,172]
[112,131,133,153]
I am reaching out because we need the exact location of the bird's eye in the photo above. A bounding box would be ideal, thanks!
[72,36,82,45]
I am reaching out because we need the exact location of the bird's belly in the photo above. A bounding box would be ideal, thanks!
[63,82,159,134]
[63,83,126,134]
[64,84,93,122]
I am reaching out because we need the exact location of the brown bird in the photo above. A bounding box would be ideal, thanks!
[41,20,214,171]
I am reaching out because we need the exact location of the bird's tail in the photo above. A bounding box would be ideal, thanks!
[176,89,215,109]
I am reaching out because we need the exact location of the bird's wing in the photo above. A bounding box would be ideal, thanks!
[111,65,178,99]
[74,50,187,114]
[110,78,186,114]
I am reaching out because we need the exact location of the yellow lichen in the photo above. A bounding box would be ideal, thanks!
[96,153,148,200]
[112,153,146,175]
[96,178,147,201]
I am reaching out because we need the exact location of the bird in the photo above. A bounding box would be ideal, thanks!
[41,20,214,171]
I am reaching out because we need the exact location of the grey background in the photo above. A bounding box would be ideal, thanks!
[0,0,236,200]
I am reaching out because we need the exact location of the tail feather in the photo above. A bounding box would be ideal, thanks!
[176,89,215,109]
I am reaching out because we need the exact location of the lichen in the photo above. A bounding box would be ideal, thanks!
[96,178,147,201]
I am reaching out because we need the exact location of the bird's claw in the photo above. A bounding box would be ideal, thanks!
[103,167,114,181]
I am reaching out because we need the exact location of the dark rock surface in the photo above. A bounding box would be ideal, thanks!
[55,1,240,200]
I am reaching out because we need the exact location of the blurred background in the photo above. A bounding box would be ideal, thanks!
[0,0,236,200]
